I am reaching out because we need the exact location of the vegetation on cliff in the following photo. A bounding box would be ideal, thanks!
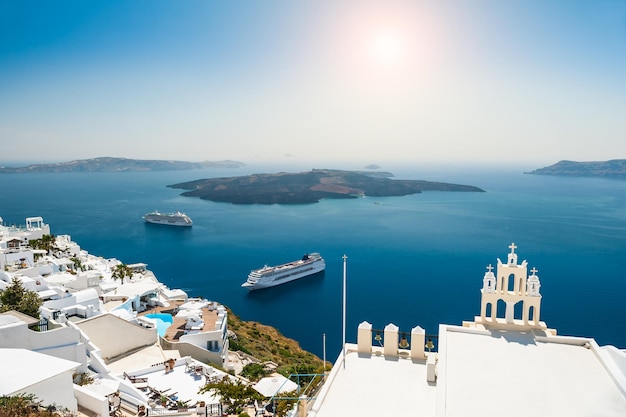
[227,308,326,376]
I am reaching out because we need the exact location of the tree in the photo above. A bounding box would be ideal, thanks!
[240,363,267,381]
[280,364,320,386]
[112,263,133,283]
[69,257,83,272]
[0,277,42,318]
[273,394,297,417]
[28,234,56,255]
[199,379,262,415]
[0,394,72,417]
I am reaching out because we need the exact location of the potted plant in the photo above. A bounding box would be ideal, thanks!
[161,395,168,407]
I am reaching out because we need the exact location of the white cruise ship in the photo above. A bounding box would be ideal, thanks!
[143,210,193,227]
[242,253,325,290]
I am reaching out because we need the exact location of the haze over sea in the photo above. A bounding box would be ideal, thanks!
[1,163,625,358]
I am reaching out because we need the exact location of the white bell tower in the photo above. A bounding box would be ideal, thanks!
[482,264,496,293]
[478,243,544,329]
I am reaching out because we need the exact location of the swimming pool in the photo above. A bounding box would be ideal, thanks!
[144,313,173,337]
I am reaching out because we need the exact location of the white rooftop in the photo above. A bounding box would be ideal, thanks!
[311,326,626,417]
[44,272,76,285]
[438,325,626,417]
[106,345,172,376]
[178,299,210,310]
[310,344,436,417]
[0,348,80,395]
[129,360,226,406]
[113,281,159,298]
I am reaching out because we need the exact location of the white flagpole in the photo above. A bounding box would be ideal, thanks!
[323,333,327,379]
[342,254,347,370]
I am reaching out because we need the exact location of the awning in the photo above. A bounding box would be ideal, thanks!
[252,374,299,397]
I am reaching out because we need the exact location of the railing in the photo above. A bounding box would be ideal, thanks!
[370,328,439,351]
[265,373,326,416]
[146,403,221,416]
[32,318,48,332]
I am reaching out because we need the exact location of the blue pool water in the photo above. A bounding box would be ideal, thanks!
[145,313,173,337]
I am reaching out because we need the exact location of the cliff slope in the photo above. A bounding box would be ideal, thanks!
[0,157,244,173]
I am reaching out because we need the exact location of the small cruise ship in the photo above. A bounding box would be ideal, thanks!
[242,253,325,290]
[143,210,193,227]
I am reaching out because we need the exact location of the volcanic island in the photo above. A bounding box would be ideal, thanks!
[168,169,485,204]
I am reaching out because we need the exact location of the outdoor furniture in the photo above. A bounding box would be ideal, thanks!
[108,394,121,417]
[123,372,148,384]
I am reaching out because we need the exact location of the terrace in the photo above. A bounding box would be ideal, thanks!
[140,300,220,342]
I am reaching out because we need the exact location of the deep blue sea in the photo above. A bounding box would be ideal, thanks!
[1,164,625,359]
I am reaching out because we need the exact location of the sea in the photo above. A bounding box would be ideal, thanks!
[1,163,625,359]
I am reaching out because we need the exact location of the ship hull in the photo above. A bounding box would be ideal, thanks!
[242,254,325,290]
[143,211,193,227]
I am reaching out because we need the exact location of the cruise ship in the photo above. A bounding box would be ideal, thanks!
[242,253,325,290]
[143,210,193,227]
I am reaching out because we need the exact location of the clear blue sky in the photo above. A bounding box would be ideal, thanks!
[1,0,624,166]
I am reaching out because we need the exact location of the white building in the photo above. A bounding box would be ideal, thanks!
[307,244,626,417]
[0,216,51,270]
[0,215,233,415]
[0,312,88,368]
[153,299,231,369]
[0,348,80,414]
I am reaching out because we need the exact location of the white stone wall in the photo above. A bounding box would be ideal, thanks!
[74,385,109,417]
[12,370,78,413]
[0,319,88,370]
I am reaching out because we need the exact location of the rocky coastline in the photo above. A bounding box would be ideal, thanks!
[526,160,626,178]
[0,157,245,173]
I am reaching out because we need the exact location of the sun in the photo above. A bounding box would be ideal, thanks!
[370,30,406,66]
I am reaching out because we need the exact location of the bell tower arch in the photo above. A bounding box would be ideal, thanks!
[478,243,545,330]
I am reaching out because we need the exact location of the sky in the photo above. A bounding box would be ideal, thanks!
[0,0,625,167]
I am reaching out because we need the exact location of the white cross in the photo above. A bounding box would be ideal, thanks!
[509,242,517,253]
[531,267,538,275]
[486,264,494,272]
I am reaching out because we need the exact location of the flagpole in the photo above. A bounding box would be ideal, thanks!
[342,254,347,370]
[323,333,327,380]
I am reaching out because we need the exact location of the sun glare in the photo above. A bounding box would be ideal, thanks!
[371,30,406,66]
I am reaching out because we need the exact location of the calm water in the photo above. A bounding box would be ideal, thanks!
[1,164,625,358]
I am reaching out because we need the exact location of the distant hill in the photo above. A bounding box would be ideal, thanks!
[526,160,626,178]
[0,157,245,173]
[169,168,485,204]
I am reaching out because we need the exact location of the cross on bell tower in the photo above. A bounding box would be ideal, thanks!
[507,242,518,265]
